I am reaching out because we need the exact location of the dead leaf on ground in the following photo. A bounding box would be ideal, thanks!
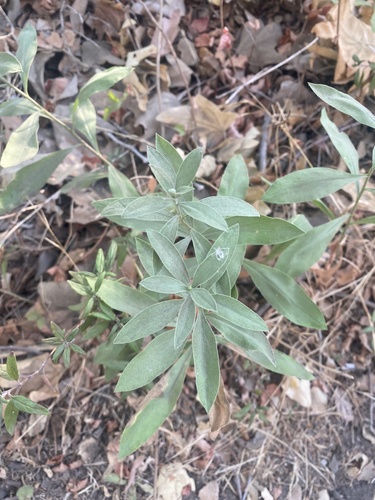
[312,0,375,84]
[157,463,195,500]
[157,95,238,149]
[282,376,312,408]
[209,376,230,438]
[198,480,219,500]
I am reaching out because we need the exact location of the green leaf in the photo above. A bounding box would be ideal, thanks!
[244,349,314,380]
[180,201,228,231]
[16,485,34,500]
[204,216,304,245]
[353,215,375,224]
[114,299,183,343]
[136,238,155,275]
[108,165,139,198]
[262,167,364,204]
[115,329,184,391]
[155,134,183,173]
[276,215,348,278]
[212,294,268,331]
[0,98,39,116]
[0,148,73,215]
[72,98,99,150]
[320,108,359,175]
[16,24,37,93]
[192,224,239,289]
[120,196,172,220]
[6,353,19,381]
[191,229,211,264]
[11,395,49,415]
[147,230,189,284]
[77,66,133,101]
[190,288,217,312]
[119,347,191,459]
[201,196,259,218]
[192,312,220,412]
[175,295,196,348]
[225,244,246,287]
[140,276,188,294]
[91,279,157,315]
[175,148,203,189]
[0,53,22,76]
[211,316,274,364]
[147,147,176,192]
[1,112,40,168]
[218,154,249,199]
[243,260,326,329]
[160,216,179,242]
[309,83,375,129]
[4,400,19,434]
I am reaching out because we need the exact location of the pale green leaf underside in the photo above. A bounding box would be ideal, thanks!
[1,112,40,168]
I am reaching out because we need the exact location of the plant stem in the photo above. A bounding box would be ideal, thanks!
[342,165,375,238]
[1,77,116,169]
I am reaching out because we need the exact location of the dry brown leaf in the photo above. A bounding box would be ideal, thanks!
[312,0,375,83]
[237,20,284,70]
[157,95,238,149]
[126,45,157,67]
[151,10,181,56]
[208,376,230,438]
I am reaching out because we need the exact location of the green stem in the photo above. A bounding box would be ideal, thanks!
[1,77,116,169]
[341,165,375,239]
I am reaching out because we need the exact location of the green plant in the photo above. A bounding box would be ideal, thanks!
[1,26,374,458]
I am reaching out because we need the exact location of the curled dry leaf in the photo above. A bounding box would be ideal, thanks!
[208,376,230,439]
[157,463,195,500]
[282,376,312,408]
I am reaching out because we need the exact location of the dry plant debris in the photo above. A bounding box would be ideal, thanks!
[0,0,375,499]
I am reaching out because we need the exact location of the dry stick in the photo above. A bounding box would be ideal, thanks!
[139,0,199,142]
[225,37,319,104]
[156,0,165,138]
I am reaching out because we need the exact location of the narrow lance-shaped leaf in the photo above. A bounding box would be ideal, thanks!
[77,66,133,101]
[218,154,249,199]
[11,395,49,415]
[175,147,203,189]
[16,24,37,93]
[190,288,217,312]
[0,98,39,116]
[205,216,304,245]
[209,315,274,364]
[246,349,314,380]
[309,83,375,129]
[191,229,211,264]
[140,276,188,295]
[0,53,21,76]
[72,98,99,150]
[262,167,364,204]
[1,112,40,168]
[193,312,220,412]
[320,108,359,175]
[212,293,268,331]
[147,230,189,284]
[159,215,179,242]
[0,148,73,215]
[192,224,239,289]
[119,347,191,459]
[147,147,176,193]
[4,400,19,435]
[155,134,183,173]
[114,299,183,343]
[243,260,326,329]
[115,329,185,392]
[175,295,196,348]
[6,353,19,381]
[121,196,172,220]
[276,214,348,278]
[180,201,228,231]
[108,165,139,198]
[201,196,259,218]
